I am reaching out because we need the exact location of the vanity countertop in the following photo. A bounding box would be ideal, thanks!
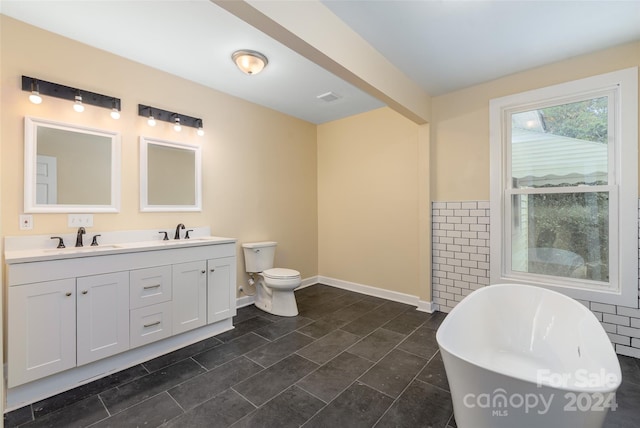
[4,227,235,264]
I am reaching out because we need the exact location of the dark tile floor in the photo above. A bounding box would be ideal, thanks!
[4,283,640,428]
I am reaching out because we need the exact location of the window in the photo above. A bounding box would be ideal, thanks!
[490,68,638,307]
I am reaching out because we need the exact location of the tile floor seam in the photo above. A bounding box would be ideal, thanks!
[292,351,323,367]
[230,386,261,409]
[369,363,452,428]
[85,394,115,428]
[166,389,186,413]
[297,380,363,428]
[447,412,456,427]
[243,353,268,369]
[413,376,451,395]
[97,394,111,418]
[357,378,402,401]
[350,336,422,389]
[294,381,330,405]
[295,329,318,340]
[190,355,208,372]
[99,390,169,420]
[297,398,329,427]
[252,330,276,341]
[398,345,438,361]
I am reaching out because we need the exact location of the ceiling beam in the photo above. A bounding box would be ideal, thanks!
[212,0,431,124]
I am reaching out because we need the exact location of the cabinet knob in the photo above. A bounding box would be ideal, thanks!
[65,292,72,297]
[82,290,88,295]
[201,270,206,274]
[210,268,215,272]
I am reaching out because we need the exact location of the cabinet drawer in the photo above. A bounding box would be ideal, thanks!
[130,266,172,309]
[130,302,172,348]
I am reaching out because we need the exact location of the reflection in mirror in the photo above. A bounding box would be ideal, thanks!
[24,117,121,213]
[140,137,201,212]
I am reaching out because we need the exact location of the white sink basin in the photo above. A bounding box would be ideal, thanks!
[43,245,122,254]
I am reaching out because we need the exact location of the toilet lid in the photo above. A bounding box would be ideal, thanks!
[263,268,300,279]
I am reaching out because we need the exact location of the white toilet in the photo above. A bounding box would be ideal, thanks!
[242,241,301,317]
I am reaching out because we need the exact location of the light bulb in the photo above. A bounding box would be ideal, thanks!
[29,91,42,104]
[148,116,156,127]
[197,127,205,137]
[110,99,120,119]
[174,117,182,132]
[73,95,84,113]
[29,80,42,104]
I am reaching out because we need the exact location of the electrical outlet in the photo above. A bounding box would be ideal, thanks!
[68,214,94,227]
[19,214,33,230]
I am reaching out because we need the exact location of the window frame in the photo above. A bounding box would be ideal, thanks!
[490,67,638,307]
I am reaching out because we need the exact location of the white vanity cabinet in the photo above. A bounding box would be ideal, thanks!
[5,237,237,405]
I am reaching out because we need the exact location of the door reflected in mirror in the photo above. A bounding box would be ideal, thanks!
[24,117,121,213]
[140,137,201,212]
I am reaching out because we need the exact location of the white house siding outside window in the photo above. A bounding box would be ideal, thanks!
[490,67,638,307]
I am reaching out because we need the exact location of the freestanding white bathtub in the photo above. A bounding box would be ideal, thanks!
[436,283,621,428]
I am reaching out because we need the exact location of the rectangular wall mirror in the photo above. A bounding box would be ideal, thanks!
[24,116,121,213]
[140,136,202,212]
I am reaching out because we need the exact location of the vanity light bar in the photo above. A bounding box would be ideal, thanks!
[138,105,204,134]
[21,76,121,114]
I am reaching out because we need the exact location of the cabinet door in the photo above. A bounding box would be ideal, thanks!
[172,261,207,334]
[207,256,237,324]
[8,279,76,388]
[77,272,130,366]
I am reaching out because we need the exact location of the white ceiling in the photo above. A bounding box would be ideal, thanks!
[2,1,640,124]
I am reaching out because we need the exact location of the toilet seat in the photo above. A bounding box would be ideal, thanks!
[260,268,301,291]
[263,268,300,279]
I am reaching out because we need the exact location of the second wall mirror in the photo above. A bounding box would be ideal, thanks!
[140,136,202,212]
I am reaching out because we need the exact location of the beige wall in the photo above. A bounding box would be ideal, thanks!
[0,16,318,287]
[431,40,640,201]
[318,107,429,298]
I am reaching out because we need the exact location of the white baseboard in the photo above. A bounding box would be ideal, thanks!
[236,275,435,313]
[317,276,435,313]
[236,294,255,308]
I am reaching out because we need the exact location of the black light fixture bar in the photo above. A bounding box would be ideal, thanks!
[21,75,121,110]
[138,104,202,129]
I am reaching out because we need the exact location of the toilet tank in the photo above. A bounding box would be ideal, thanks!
[242,241,277,272]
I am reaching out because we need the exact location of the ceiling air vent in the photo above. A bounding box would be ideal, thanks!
[317,91,341,102]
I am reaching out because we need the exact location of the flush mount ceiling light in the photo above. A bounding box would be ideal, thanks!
[21,76,121,118]
[232,50,268,75]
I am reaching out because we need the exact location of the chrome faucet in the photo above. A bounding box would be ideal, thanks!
[174,223,185,240]
[75,227,86,247]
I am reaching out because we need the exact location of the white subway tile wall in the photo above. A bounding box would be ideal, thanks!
[432,200,640,359]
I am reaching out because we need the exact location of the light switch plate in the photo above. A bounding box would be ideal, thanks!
[19,214,33,230]
[68,214,94,227]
